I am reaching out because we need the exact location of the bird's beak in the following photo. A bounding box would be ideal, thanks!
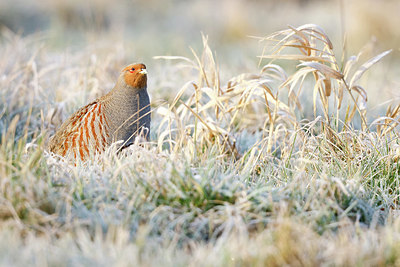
[139,69,147,75]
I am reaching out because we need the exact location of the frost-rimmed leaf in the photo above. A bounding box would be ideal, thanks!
[349,50,392,87]
[298,62,343,80]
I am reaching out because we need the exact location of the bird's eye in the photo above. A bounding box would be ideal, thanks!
[129,67,135,73]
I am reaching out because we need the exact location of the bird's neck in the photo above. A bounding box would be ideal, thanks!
[108,77,148,103]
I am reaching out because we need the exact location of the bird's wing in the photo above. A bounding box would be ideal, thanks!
[48,99,100,154]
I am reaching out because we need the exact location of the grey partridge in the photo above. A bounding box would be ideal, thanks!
[49,63,151,161]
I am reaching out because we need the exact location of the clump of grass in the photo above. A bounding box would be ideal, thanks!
[1,24,400,266]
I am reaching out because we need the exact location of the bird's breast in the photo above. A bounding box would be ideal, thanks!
[106,89,151,144]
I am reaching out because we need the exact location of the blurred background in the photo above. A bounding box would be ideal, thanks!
[0,0,399,110]
[1,0,399,57]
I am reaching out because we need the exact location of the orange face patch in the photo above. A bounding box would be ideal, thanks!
[123,63,147,89]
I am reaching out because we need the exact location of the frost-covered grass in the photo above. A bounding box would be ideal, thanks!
[1,24,400,266]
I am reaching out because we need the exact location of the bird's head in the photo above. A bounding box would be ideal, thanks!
[122,63,147,89]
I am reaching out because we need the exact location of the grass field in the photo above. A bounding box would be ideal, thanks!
[1,0,400,266]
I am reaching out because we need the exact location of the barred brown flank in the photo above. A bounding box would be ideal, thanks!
[78,131,85,160]
[48,63,151,162]
[99,116,108,146]
[62,140,68,157]
[71,133,77,152]
[90,106,100,152]
[84,114,90,141]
